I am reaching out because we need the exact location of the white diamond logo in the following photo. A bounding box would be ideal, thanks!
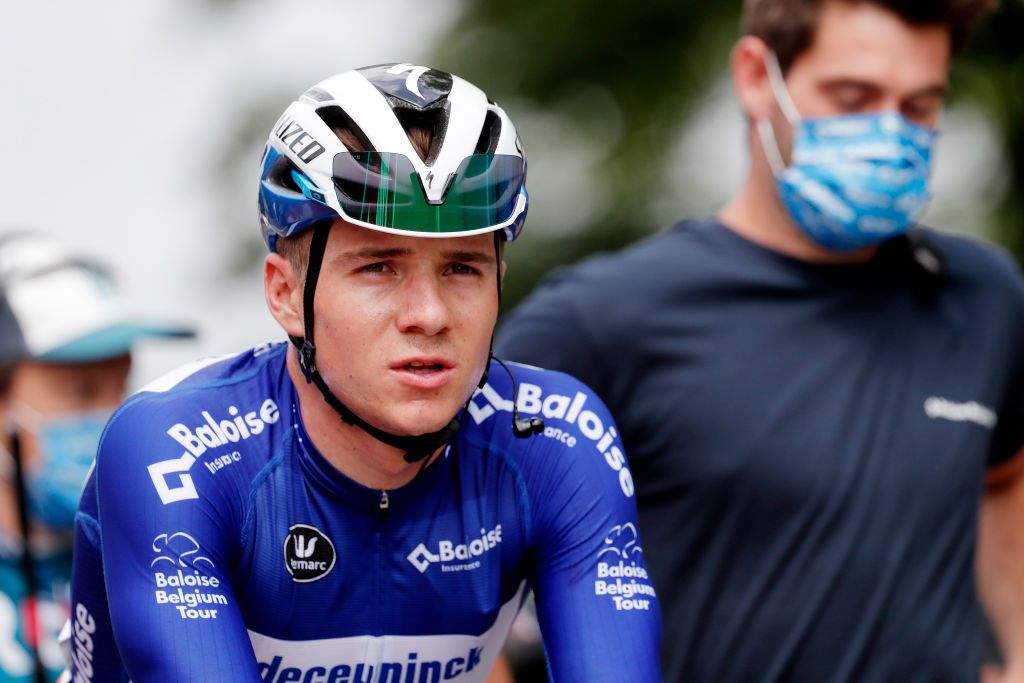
[406,543,440,573]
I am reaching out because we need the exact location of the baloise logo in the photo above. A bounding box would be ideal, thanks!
[283,524,336,583]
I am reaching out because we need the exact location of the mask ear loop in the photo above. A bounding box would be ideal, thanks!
[756,51,803,178]
[756,119,788,177]
[764,51,802,127]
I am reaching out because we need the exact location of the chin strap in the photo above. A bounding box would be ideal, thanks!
[290,222,463,464]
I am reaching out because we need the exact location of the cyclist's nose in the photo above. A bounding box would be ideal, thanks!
[395,274,451,337]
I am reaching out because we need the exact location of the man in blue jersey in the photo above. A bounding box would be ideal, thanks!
[497,1,1024,682]
[67,65,662,682]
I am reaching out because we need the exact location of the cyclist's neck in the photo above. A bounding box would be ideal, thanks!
[285,352,443,491]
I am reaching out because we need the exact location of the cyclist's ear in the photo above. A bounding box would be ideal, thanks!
[264,252,304,339]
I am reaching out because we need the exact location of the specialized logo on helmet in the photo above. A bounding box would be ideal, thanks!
[358,63,454,107]
[283,524,336,582]
[274,116,326,164]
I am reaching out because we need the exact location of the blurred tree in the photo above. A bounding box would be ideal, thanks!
[955,1,1024,261]
[432,1,1023,311]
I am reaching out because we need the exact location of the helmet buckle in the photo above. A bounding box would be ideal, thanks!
[299,339,317,383]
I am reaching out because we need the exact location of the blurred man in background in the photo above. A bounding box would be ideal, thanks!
[497,1,1024,681]
[0,232,192,682]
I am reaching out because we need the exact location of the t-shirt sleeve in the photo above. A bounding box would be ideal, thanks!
[989,255,1024,470]
[522,378,662,682]
[991,364,1024,471]
[74,400,263,682]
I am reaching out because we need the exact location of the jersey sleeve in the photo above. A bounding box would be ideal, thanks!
[520,376,662,682]
[75,398,264,682]
[69,466,129,683]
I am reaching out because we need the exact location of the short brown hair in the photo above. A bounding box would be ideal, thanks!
[743,0,998,72]
[274,121,434,276]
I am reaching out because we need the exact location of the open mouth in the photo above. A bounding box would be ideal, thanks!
[401,361,446,375]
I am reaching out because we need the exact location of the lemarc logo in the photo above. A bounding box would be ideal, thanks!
[284,524,336,583]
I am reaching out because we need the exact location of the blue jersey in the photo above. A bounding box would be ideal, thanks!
[68,343,661,682]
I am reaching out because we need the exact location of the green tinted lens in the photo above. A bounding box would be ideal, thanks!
[332,152,525,233]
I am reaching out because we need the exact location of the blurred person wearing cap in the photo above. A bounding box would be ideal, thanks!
[0,232,192,682]
[497,1,1024,682]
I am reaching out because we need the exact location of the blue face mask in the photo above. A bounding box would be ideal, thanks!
[9,408,109,531]
[757,52,938,252]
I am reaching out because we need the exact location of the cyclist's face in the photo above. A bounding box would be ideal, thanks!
[310,221,500,437]
[782,1,950,127]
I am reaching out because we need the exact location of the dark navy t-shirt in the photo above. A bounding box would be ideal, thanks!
[496,218,1024,683]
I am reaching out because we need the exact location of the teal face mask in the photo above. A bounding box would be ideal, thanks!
[30,411,108,530]
[6,406,109,531]
[757,52,938,252]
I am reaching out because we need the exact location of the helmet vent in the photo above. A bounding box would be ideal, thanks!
[268,155,303,195]
[393,105,449,165]
[316,106,374,153]
[474,109,502,155]
[302,87,334,103]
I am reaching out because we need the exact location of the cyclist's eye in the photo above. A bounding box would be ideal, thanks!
[360,262,392,274]
[446,263,480,276]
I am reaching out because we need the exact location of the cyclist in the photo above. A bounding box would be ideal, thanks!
[68,64,662,682]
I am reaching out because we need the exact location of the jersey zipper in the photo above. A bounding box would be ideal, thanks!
[375,489,388,643]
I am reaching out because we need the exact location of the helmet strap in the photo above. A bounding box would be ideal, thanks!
[288,222,463,464]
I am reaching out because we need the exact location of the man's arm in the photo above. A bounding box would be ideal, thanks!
[978,446,1024,682]
[523,376,662,682]
[71,402,263,682]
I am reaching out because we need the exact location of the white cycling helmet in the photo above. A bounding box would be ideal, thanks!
[258,63,528,251]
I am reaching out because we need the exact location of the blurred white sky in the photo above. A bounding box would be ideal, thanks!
[1,0,1008,386]
[1,0,457,386]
